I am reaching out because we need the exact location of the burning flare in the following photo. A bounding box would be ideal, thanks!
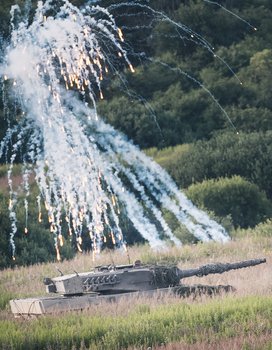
[0,0,230,260]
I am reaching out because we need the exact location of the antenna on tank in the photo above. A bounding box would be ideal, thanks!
[56,267,63,276]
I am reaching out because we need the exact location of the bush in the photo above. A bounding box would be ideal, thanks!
[186,176,272,228]
[152,131,272,200]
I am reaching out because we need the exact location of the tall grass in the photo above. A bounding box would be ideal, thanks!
[0,235,271,307]
[0,296,271,349]
[0,235,271,349]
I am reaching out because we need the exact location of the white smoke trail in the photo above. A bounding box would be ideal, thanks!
[0,0,230,260]
[90,114,229,243]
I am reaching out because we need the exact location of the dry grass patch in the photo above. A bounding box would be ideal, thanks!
[0,235,270,300]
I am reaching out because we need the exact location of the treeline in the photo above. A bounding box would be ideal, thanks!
[1,0,272,146]
[1,0,272,145]
[98,0,272,147]
[0,0,272,267]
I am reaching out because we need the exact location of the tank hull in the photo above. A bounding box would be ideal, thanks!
[10,285,234,317]
[10,289,169,317]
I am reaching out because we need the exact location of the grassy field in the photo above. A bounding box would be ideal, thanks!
[0,234,271,349]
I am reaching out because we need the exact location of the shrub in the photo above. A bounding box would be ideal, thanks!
[186,176,272,228]
[152,131,272,200]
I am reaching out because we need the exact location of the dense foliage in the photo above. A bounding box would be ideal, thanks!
[0,0,272,267]
[98,0,272,147]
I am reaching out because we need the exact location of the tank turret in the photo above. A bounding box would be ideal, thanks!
[44,258,266,296]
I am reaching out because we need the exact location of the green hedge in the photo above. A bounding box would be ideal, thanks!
[186,175,272,228]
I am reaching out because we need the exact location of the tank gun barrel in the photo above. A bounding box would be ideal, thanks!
[178,258,266,279]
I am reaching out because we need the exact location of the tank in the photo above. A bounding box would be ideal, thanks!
[10,257,266,317]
